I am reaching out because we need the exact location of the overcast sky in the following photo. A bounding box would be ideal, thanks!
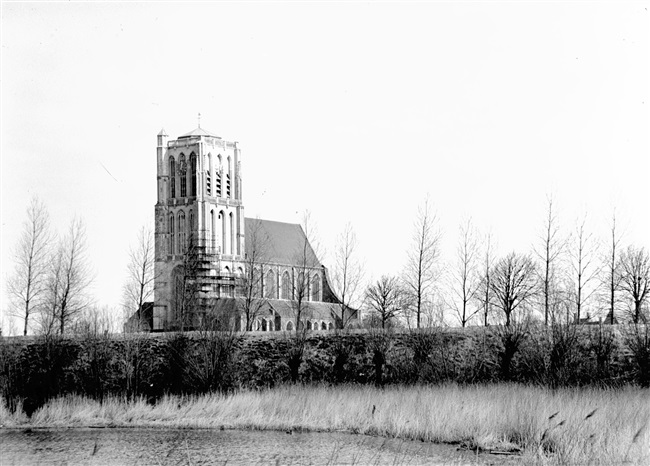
[1,2,648,333]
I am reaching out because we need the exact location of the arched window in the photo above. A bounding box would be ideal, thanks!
[216,154,223,197]
[189,210,194,244]
[179,154,187,197]
[169,157,176,199]
[281,272,291,300]
[169,214,175,255]
[265,270,276,299]
[328,322,334,330]
[178,211,186,252]
[190,153,197,197]
[220,211,226,253]
[253,267,262,297]
[236,210,241,256]
[311,274,321,302]
[210,210,216,252]
[226,156,231,198]
[307,321,312,331]
[229,213,234,255]
[298,272,307,300]
[206,154,212,197]
[286,321,294,331]
[321,322,327,330]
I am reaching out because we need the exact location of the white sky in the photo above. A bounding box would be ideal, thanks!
[1,2,648,333]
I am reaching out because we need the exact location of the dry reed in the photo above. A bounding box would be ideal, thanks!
[1,384,648,465]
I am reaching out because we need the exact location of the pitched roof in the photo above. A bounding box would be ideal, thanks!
[179,127,221,139]
[244,218,321,267]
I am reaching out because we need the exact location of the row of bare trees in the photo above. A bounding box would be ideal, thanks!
[6,197,94,335]
[361,196,649,329]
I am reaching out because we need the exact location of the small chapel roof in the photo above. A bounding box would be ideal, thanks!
[244,218,321,267]
[179,127,221,139]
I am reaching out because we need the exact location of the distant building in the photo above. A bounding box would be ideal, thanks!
[152,126,349,331]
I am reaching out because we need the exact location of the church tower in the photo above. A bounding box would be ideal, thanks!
[153,123,245,330]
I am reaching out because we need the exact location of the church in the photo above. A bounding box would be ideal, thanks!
[150,124,349,332]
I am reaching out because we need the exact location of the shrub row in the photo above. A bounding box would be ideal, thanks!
[1,324,649,416]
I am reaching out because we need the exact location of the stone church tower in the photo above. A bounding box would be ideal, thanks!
[153,125,245,330]
[150,123,353,333]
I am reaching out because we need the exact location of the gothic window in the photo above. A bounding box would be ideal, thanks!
[229,213,234,255]
[281,272,291,300]
[298,272,307,300]
[265,270,276,299]
[169,214,175,255]
[286,321,294,331]
[206,154,212,197]
[253,267,262,297]
[311,274,321,302]
[236,210,241,256]
[189,210,194,244]
[210,210,216,252]
[226,156,231,198]
[178,211,186,253]
[169,157,176,199]
[220,211,226,253]
[216,172,222,197]
[179,154,187,197]
[190,153,197,197]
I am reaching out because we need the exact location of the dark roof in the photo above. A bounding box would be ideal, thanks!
[244,218,321,267]
[179,127,221,139]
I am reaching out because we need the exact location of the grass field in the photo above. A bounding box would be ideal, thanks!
[2,383,649,465]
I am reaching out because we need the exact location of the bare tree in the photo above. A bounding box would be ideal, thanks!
[122,226,155,331]
[6,197,52,335]
[403,197,442,328]
[364,275,404,329]
[171,233,202,331]
[568,216,601,323]
[421,295,447,327]
[42,217,94,334]
[289,212,321,331]
[490,252,537,326]
[619,246,650,324]
[448,218,481,327]
[603,210,623,324]
[534,196,566,325]
[331,223,364,329]
[237,218,270,331]
[477,231,496,326]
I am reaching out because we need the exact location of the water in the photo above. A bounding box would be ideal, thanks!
[0,428,519,465]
